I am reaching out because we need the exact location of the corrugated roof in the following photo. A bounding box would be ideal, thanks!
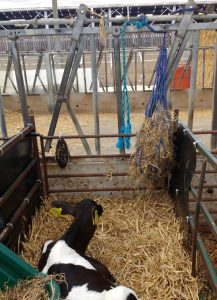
[0,0,216,11]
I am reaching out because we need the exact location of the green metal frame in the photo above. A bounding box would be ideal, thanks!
[0,243,60,299]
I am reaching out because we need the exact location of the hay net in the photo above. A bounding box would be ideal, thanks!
[130,33,174,188]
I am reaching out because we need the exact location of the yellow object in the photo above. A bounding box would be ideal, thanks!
[92,210,99,225]
[50,207,63,217]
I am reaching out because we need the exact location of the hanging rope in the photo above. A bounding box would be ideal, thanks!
[117,17,156,150]
[145,33,168,118]
[87,8,107,48]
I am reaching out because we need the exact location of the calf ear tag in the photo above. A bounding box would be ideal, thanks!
[50,207,63,217]
[92,210,99,225]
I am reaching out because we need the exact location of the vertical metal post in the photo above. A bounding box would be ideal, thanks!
[211,39,217,149]
[21,55,29,95]
[105,52,108,92]
[192,160,207,277]
[45,52,55,112]
[0,88,7,138]
[32,51,45,93]
[142,50,145,91]
[135,51,137,92]
[40,135,49,197]
[113,32,125,153]
[44,10,49,29]
[9,37,30,126]
[202,48,205,90]
[51,54,58,93]
[187,31,199,130]
[82,53,87,93]
[3,54,18,94]
[52,0,59,29]
[90,35,101,155]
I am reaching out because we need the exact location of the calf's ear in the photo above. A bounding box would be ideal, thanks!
[52,200,76,216]
[96,204,103,216]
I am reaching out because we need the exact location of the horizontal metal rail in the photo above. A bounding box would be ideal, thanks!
[0,125,33,157]
[1,14,217,27]
[48,187,154,193]
[180,122,217,170]
[0,180,41,241]
[189,197,217,203]
[1,22,217,38]
[47,172,129,178]
[42,133,136,139]
[189,218,217,297]
[45,154,131,160]
[201,203,217,241]
[0,157,37,207]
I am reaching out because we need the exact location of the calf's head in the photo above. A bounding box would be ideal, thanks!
[51,198,103,254]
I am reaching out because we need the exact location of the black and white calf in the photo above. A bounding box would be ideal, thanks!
[38,199,138,300]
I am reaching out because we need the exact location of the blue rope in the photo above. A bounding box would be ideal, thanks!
[145,33,167,118]
[117,17,156,150]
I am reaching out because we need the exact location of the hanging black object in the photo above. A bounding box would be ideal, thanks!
[55,138,69,169]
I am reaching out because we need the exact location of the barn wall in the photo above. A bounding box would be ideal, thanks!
[3,89,213,114]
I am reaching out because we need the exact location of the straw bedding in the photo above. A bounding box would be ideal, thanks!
[129,109,175,190]
[1,191,200,300]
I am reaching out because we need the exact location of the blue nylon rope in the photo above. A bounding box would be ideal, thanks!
[117,17,156,150]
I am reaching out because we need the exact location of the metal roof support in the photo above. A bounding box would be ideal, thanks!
[211,38,217,150]
[187,30,199,130]
[8,37,30,126]
[0,88,7,138]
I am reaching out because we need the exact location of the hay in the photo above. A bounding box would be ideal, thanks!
[197,30,217,89]
[15,192,200,299]
[0,276,53,300]
[129,109,175,190]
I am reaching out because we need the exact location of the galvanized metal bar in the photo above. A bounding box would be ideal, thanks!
[9,38,30,126]
[104,52,108,92]
[90,35,100,155]
[42,133,136,139]
[187,31,199,130]
[148,52,159,88]
[51,54,58,93]
[90,48,104,91]
[45,154,131,159]
[192,159,207,277]
[8,75,18,94]
[0,157,37,207]
[82,53,87,93]
[1,23,217,39]
[211,39,217,150]
[135,51,137,92]
[113,32,125,153]
[21,54,29,95]
[0,181,41,241]
[202,48,206,89]
[45,52,55,112]
[32,51,43,93]
[0,125,33,156]
[201,203,217,241]
[180,122,217,170]
[0,88,7,138]
[40,135,49,197]
[177,50,192,88]
[66,102,92,155]
[1,14,217,28]
[166,1,194,75]
[166,31,191,90]
[142,50,145,91]
[45,4,87,152]
[111,51,116,92]
[65,36,86,97]
[47,172,129,178]
[3,55,13,94]
[49,187,150,193]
